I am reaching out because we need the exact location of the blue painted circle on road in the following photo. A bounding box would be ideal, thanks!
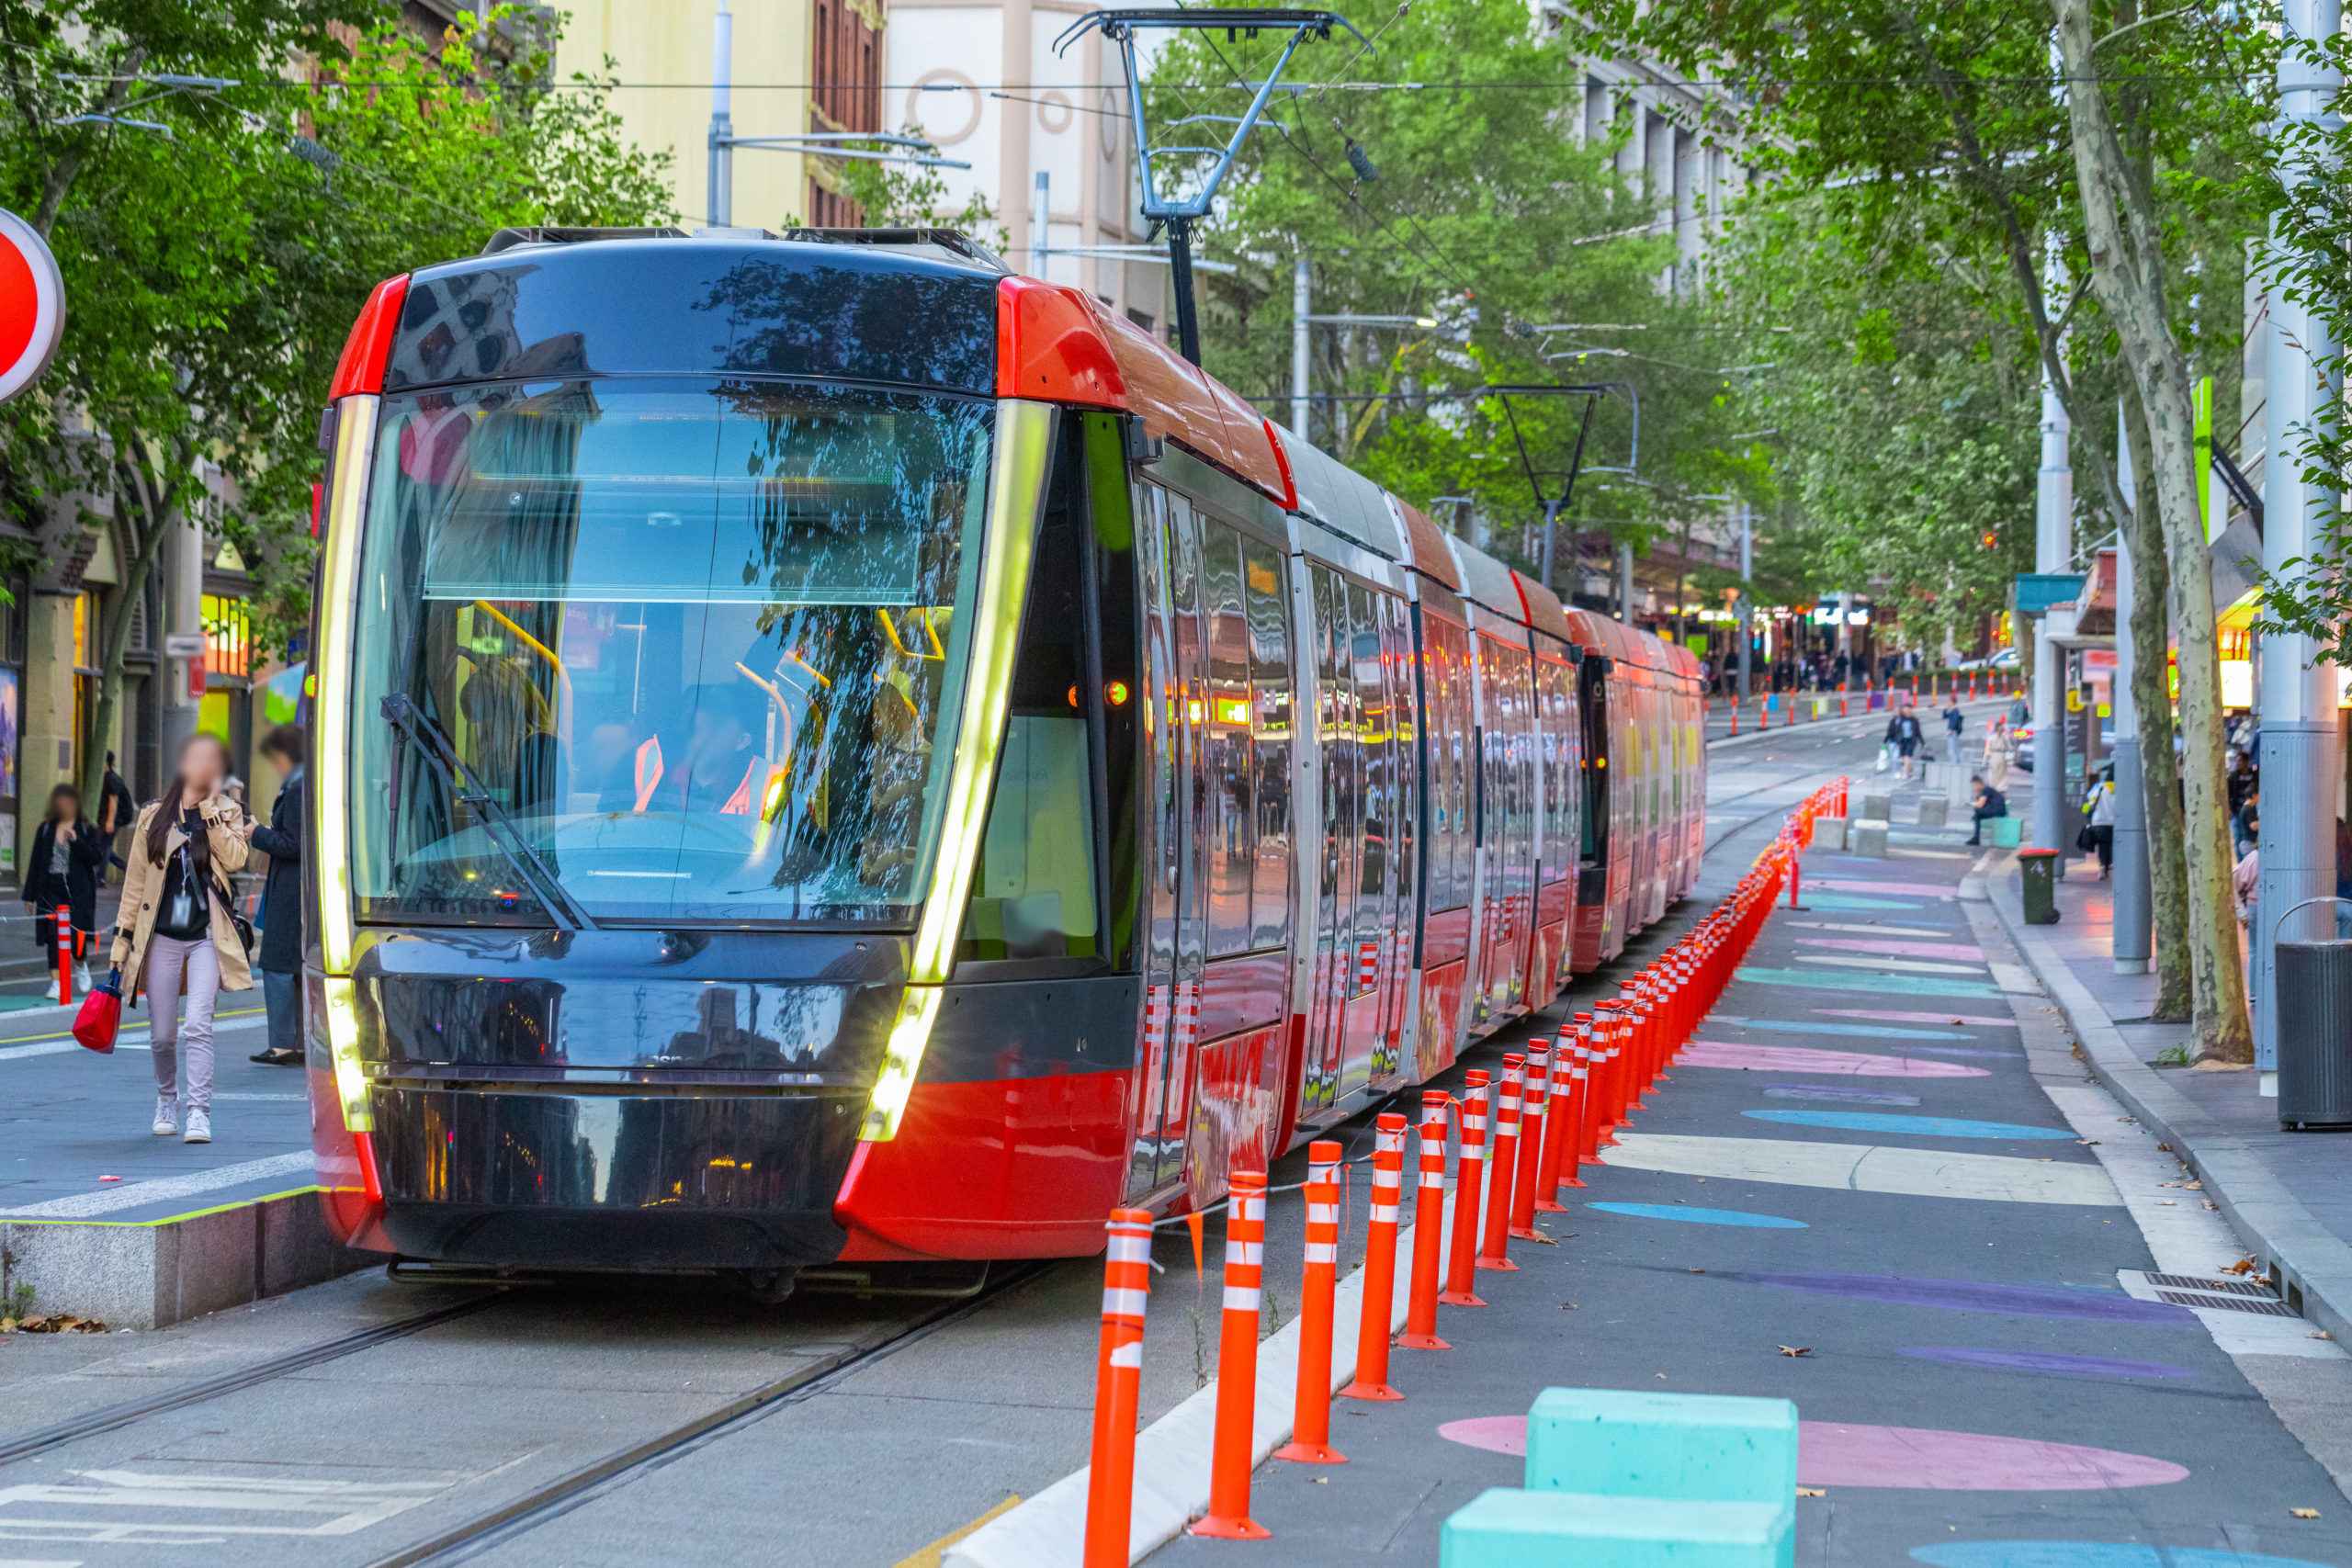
[1900,1347,2192,1380]
[1914,1544,2334,1568]
[1763,1084,1923,1107]
[1743,1109,2076,1140]
[1587,1201,1809,1229]
[1796,893,1927,910]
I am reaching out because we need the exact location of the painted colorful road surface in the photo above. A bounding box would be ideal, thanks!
[1148,783,2352,1568]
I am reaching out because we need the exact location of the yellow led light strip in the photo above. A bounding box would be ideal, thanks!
[860,399,1056,1142]
[313,395,378,980]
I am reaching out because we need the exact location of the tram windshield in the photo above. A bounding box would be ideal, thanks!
[345,378,993,925]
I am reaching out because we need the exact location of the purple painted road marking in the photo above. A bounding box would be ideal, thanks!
[1440,1416,2190,1489]
[1900,1347,2192,1380]
[1736,1272,2199,1325]
[1812,879,1959,897]
[1796,936,1989,962]
[1682,1040,1989,1078]
[1821,1009,2019,1028]
[1798,1421,2188,1490]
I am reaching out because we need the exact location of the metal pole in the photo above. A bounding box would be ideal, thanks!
[2256,0,2345,1090]
[1169,218,1203,366]
[2111,465,2152,973]
[2031,264,2071,866]
[1736,503,1753,701]
[1539,498,1560,591]
[1292,254,1311,439]
[1617,541,1634,625]
[707,4,733,227]
[1034,170,1051,276]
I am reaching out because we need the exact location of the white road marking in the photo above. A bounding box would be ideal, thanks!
[1793,953,1989,976]
[0,1471,447,1544]
[0,1016,265,1062]
[1601,1133,2125,1206]
[0,1153,313,1219]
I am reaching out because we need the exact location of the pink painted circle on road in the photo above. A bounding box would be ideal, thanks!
[1438,1416,2186,1491]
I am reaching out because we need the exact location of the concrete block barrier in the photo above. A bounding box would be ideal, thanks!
[1523,1387,1799,1507]
[1850,819,1890,858]
[1440,1490,1792,1568]
[1860,793,1893,820]
[1813,817,1847,852]
[1917,796,1949,827]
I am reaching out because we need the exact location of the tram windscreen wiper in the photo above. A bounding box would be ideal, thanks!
[377,694,600,932]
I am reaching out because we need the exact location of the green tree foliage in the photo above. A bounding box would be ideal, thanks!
[0,3,673,801]
[1144,0,1753,592]
[1713,195,2038,658]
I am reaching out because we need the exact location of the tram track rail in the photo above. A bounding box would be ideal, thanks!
[366,1261,1050,1568]
[0,1292,505,1466]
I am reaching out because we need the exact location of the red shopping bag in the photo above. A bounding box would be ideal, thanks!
[74,970,123,1055]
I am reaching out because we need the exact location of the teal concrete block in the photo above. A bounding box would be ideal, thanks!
[1441,1488,1792,1568]
[1524,1387,1799,1507]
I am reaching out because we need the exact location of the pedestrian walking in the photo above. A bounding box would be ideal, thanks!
[1886,705,1925,781]
[25,784,104,990]
[2082,773,2116,879]
[1981,716,2010,791]
[247,726,306,1068]
[111,733,254,1145]
[96,750,136,873]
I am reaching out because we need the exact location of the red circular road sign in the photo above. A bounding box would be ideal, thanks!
[0,209,63,405]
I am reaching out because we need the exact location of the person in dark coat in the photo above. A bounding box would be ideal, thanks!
[97,750,136,872]
[25,784,105,984]
[246,726,306,1066]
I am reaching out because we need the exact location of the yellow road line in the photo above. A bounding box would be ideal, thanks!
[889,1495,1022,1568]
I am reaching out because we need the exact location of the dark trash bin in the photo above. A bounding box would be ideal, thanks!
[2019,848,2060,925]
[2277,905,2352,1130]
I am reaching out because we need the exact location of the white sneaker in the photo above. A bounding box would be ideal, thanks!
[183,1110,210,1145]
[152,1096,176,1135]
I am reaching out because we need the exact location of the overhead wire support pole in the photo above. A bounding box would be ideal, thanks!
[1057,6,1369,367]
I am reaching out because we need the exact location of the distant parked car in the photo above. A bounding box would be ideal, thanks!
[1990,649,2020,669]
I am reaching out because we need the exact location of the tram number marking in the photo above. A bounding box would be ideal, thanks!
[0,1469,452,1544]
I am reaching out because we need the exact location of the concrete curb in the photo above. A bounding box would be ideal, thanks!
[944,1202,1441,1567]
[1977,850,2352,1342]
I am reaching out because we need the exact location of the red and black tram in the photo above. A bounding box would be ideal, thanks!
[302,228,1702,1290]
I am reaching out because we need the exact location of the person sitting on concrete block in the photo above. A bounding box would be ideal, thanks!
[1968,774,2007,847]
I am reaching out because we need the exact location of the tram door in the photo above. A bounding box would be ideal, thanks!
[1129,482,1210,1200]
[1300,568,1405,1112]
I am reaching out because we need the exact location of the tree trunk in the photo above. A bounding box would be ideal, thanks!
[2120,375,2193,1021]
[2054,0,2251,1061]
[84,449,178,807]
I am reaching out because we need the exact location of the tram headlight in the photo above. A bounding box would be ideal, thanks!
[322,976,372,1134]
[863,986,944,1142]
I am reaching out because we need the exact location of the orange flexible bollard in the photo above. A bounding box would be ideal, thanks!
[1341,1113,1408,1400]
[1562,1015,1602,1180]
[1730,699,1739,737]
[54,903,72,1007]
[1534,1024,1585,1205]
[1083,1208,1155,1568]
[1440,1070,1491,1305]
[1593,1000,1628,1144]
[1278,1143,1348,1462]
[1508,1045,1549,1239]
[1192,1168,1272,1540]
[1476,1055,1523,1272]
[1839,682,1849,717]
[1399,1091,1453,1350]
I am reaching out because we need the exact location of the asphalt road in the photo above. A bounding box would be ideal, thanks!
[11,723,2324,1568]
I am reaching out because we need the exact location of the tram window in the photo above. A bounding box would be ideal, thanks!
[1243,536,1292,951]
[1419,613,1472,913]
[959,434,1100,963]
[345,380,994,924]
[1201,520,1254,958]
[1382,594,1417,924]
[1351,583,1388,919]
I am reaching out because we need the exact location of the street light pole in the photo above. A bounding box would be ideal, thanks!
[1736,502,1753,702]
[2031,243,2072,866]
[1292,254,1311,439]
[2255,0,2345,1087]
[707,4,733,227]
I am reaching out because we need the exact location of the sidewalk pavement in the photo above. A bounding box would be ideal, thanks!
[1981,843,2352,1346]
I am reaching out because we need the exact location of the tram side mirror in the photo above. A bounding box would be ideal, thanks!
[1124,413,1164,466]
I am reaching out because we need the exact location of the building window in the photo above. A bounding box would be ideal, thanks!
[202,593,251,679]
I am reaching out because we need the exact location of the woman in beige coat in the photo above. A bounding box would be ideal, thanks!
[109,732,253,1145]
